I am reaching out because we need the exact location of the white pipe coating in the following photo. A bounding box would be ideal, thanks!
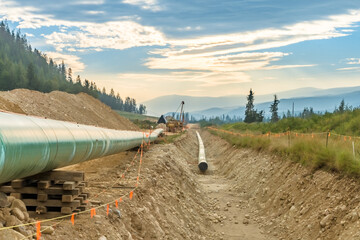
[196,131,208,172]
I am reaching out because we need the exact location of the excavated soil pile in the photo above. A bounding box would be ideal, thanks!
[0,89,138,130]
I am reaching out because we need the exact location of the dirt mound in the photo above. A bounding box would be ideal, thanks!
[0,89,138,130]
[201,130,360,240]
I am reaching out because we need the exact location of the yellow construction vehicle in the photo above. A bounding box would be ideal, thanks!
[166,101,185,133]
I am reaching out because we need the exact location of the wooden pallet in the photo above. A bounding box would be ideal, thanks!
[0,170,89,218]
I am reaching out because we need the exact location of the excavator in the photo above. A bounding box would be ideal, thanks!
[166,101,185,133]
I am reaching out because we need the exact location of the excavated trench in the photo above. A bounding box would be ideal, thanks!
[7,128,360,239]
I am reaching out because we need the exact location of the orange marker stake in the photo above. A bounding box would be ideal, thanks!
[119,197,123,202]
[71,213,75,226]
[129,191,134,200]
[115,200,118,208]
[91,208,94,218]
[344,136,347,141]
[36,221,41,240]
[106,204,109,216]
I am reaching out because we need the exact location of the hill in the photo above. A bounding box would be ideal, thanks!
[0,89,138,131]
[144,86,360,118]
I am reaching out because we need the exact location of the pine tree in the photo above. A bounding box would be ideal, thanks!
[244,89,255,123]
[270,94,280,122]
[67,68,73,83]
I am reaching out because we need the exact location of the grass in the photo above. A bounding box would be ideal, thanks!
[115,110,158,129]
[221,109,360,136]
[155,131,185,144]
[209,128,360,177]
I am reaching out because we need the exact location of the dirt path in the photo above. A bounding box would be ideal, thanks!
[194,130,273,240]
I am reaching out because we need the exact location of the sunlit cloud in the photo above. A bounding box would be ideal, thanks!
[46,52,86,73]
[122,0,162,11]
[73,0,105,5]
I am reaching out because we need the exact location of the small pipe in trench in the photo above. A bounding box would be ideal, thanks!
[196,131,208,172]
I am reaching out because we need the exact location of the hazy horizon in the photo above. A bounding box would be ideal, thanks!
[1,0,360,102]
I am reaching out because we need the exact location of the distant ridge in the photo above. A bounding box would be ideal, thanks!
[144,86,360,117]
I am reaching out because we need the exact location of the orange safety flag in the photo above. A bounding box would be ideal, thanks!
[36,221,41,240]
[312,134,314,138]
[344,136,347,141]
[115,200,118,208]
[119,197,123,202]
[91,208,94,218]
[129,191,134,200]
[71,213,75,225]
[350,136,352,140]
[122,174,125,179]
[106,204,109,216]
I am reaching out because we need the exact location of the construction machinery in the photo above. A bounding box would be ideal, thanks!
[166,101,185,133]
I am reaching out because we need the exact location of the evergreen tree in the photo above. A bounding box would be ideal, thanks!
[67,68,73,83]
[244,89,255,123]
[270,94,280,122]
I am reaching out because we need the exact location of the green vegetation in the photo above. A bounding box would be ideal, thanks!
[116,110,158,129]
[0,21,145,114]
[221,109,360,136]
[155,131,185,144]
[244,89,264,123]
[209,128,360,176]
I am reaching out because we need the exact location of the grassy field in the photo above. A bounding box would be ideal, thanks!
[115,111,159,129]
[221,109,360,136]
[209,110,360,177]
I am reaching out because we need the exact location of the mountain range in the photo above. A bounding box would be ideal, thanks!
[142,86,360,119]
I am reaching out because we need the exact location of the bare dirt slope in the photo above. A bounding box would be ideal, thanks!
[0,89,138,130]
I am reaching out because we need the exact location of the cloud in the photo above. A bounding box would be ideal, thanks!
[116,71,251,87]
[346,58,360,65]
[44,21,166,51]
[0,0,166,52]
[85,10,105,15]
[337,67,360,71]
[46,52,86,73]
[122,0,162,11]
[73,0,105,5]
[177,26,202,31]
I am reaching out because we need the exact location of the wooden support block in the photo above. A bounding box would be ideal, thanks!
[28,211,63,219]
[62,195,73,203]
[0,186,80,195]
[11,179,26,189]
[37,181,51,190]
[30,170,84,182]
[37,193,48,202]
[36,206,47,214]
[79,193,88,200]
[10,193,22,199]
[63,181,76,190]
[77,205,87,211]
[22,199,81,208]
[0,186,15,193]
[74,196,84,204]
[61,207,73,215]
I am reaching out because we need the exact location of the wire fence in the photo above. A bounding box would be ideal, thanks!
[208,127,360,159]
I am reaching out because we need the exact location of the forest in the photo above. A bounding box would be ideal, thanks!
[0,21,145,114]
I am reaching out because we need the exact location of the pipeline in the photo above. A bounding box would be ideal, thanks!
[0,111,163,184]
[196,131,208,172]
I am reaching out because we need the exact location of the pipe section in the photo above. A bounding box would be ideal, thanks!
[0,112,163,184]
[196,131,208,172]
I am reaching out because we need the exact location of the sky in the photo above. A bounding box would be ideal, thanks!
[1,0,360,102]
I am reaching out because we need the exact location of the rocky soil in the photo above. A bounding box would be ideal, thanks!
[2,90,360,239]
[0,89,138,130]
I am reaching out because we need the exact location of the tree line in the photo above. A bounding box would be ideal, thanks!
[0,21,146,114]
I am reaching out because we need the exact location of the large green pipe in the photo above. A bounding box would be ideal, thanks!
[0,111,163,184]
